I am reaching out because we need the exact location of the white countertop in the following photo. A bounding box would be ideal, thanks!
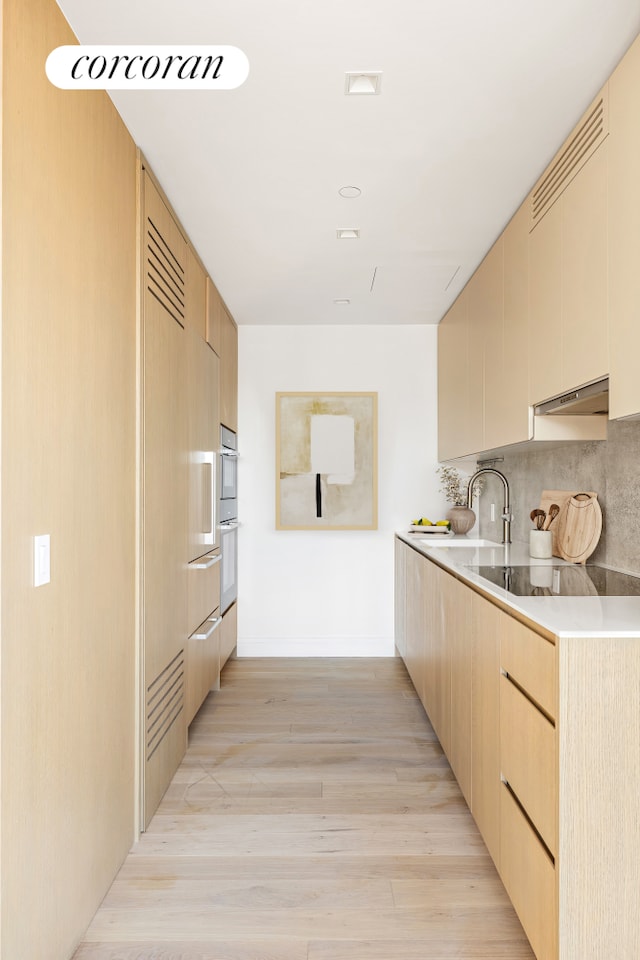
[397,532,640,638]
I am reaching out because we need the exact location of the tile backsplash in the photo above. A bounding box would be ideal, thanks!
[477,418,640,575]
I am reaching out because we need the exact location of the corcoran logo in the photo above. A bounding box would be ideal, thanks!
[45,45,250,90]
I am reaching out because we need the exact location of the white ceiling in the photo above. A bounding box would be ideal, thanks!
[57,1,640,326]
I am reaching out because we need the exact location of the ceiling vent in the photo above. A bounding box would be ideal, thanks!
[530,91,608,229]
[344,72,382,95]
[336,228,360,240]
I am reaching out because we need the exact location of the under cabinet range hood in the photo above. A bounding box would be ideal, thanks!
[533,378,609,417]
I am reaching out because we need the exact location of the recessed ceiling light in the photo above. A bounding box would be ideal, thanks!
[338,185,362,199]
[333,299,351,305]
[336,228,360,240]
[345,72,382,95]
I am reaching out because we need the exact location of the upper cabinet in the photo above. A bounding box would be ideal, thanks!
[220,305,238,432]
[528,90,609,405]
[206,276,223,356]
[608,33,640,420]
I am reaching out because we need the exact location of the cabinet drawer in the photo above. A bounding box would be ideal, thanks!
[500,783,557,960]
[500,674,556,855]
[501,617,556,719]
[187,551,221,635]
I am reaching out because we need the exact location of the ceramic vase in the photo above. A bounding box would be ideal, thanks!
[446,505,476,535]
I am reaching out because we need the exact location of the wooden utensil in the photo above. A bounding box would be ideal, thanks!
[530,508,546,530]
[555,493,602,564]
[543,503,559,531]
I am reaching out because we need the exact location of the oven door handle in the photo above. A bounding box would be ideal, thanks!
[218,520,240,531]
[219,449,239,458]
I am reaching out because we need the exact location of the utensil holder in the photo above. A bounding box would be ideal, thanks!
[529,529,552,559]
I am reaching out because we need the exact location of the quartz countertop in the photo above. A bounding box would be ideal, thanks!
[396,532,640,638]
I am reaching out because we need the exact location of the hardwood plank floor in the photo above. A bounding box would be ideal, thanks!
[73,658,534,960]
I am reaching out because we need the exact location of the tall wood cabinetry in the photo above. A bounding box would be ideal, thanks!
[141,170,189,827]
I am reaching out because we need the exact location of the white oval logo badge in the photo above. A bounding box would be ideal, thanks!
[45,45,249,90]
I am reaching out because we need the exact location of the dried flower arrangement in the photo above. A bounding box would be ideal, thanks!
[437,466,484,506]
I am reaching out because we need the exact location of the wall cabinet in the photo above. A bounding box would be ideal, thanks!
[608,33,640,419]
[206,276,223,356]
[437,290,470,461]
[395,537,640,960]
[220,305,239,432]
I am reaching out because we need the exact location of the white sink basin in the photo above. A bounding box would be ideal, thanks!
[418,538,500,548]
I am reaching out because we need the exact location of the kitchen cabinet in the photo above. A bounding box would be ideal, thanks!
[394,537,407,659]
[220,305,239,432]
[528,90,609,405]
[437,290,470,460]
[220,601,238,672]
[608,33,640,419]
[186,325,220,563]
[185,246,207,339]
[394,536,640,960]
[480,238,505,452]
[141,168,188,827]
[423,561,450,757]
[500,202,531,446]
[206,275,223,356]
[470,591,501,866]
[403,541,427,704]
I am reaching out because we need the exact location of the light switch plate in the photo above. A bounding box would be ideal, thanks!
[34,534,50,587]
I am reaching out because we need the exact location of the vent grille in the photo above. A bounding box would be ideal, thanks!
[530,92,608,229]
[146,650,185,762]
[146,215,185,325]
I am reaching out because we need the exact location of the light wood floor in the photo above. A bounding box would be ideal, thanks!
[73,657,534,960]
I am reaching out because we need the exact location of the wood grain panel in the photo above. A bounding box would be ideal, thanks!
[1,0,137,956]
[501,617,557,720]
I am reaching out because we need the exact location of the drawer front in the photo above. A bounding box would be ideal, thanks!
[501,617,556,719]
[187,551,221,635]
[500,674,557,855]
[500,783,557,960]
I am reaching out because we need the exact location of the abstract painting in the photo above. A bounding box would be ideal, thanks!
[276,392,378,530]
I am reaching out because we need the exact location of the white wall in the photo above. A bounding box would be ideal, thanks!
[237,324,447,656]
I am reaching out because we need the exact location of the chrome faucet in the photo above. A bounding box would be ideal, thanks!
[467,467,513,544]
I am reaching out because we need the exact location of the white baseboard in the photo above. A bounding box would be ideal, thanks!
[237,637,395,658]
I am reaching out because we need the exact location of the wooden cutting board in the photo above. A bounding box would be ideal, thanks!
[539,489,597,558]
[555,493,602,564]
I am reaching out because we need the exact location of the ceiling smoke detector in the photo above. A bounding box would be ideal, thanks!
[336,228,360,240]
[344,72,382,95]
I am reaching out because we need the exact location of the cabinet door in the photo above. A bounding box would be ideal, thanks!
[220,601,238,672]
[404,545,427,705]
[206,276,223,357]
[470,592,501,866]
[187,327,220,563]
[185,248,206,339]
[437,291,470,460]
[186,612,222,725]
[394,538,407,658]
[424,563,450,756]
[475,241,504,453]
[220,306,238,431]
[465,269,486,455]
[444,572,472,806]
[529,200,563,404]
[500,203,531,445]
[608,34,640,419]
[142,170,188,827]
[561,142,608,390]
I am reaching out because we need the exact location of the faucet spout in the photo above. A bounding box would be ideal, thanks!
[467,467,512,545]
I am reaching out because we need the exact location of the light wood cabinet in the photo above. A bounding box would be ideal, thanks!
[442,572,472,805]
[220,601,238,672]
[395,536,640,960]
[394,537,407,658]
[608,33,640,419]
[423,561,450,757]
[206,275,223,356]
[185,247,206,339]
[186,326,220,563]
[500,203,531,445]
[141,169,188,827]
[529,198,563,404]
[437,290,470,460]
[403,542,427,704]
[220,305,239,431]
[470,591,501,866]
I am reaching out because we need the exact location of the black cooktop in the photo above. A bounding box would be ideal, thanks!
[466,564,640,597]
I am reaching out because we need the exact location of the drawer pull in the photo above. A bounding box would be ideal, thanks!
[504,671,555,726]
[190,553,222,570]
[503,780,555,865]
[192,615,223,640]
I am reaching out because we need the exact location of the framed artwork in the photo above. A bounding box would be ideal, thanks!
[276,392,378,530]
